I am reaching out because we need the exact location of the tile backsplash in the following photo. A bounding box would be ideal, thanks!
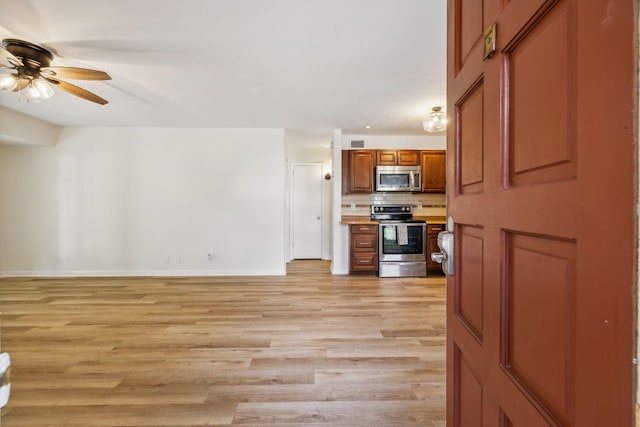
[342,193,446,217]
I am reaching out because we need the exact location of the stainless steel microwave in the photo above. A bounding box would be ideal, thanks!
[375,165,421,192]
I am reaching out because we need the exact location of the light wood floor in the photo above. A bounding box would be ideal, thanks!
[0,260,446,426]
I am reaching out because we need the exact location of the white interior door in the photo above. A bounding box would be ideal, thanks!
[292,163,322,259]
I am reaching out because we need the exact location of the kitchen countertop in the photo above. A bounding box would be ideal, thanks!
[341,215,447,225]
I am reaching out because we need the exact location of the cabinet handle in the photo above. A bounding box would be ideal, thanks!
[358,260,370,264]
[359,227,369,231]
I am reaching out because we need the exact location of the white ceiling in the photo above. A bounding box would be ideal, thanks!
[0,0,446,135]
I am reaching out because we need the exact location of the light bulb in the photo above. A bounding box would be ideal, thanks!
[0,74,18,91]
[423,106,447,133]
[28,79,54,101]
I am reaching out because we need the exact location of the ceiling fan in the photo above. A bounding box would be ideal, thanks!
[0,38,111,105]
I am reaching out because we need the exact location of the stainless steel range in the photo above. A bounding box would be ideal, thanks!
[371,205,427,277]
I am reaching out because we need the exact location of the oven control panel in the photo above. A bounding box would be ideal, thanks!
[371,204,413,220]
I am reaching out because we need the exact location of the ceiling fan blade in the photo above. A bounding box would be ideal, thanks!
[41,66,111,81]
[42,39,175,65]
[0,45,22,67]
[45,77,109,105]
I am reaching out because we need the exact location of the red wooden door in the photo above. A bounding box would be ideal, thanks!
[446,0,634,425]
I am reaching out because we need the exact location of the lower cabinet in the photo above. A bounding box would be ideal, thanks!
[349,223,444,274]
[349,224,378,274]
[427,223,446,273]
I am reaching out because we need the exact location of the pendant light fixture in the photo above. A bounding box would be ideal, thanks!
[0,38,111,105]
[0,74,54,102]
[27,78,54,101]
[423,106,447,133]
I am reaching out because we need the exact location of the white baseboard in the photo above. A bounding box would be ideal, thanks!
[0,268,286,278]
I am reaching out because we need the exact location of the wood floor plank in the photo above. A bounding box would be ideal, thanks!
[232,400,443,425]
[0,260,446,426]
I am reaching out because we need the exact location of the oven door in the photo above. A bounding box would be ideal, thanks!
[378,221,426,262]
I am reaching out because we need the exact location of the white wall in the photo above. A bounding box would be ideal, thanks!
[0,127,287,276]
[331,129,349,274]
[0,106,61,146]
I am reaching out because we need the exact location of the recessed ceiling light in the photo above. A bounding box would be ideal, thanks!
[365,125,371,129]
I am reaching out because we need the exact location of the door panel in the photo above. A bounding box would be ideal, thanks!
[447,0,634,425]
[457,225,484,341]
[505,0,577,187]
[454,0,484,75]
[503,232,576,424]
[292,164,322,259]
[454,345,483,426]
[457,80,484,195]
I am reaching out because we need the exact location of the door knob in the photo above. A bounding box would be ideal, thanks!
[431,252,445,264]
[431,216,454,276]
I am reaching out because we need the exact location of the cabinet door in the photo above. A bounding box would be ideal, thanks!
[350,253,378,272]
[376,150,396,166]
[351,234,377,252]
[349,150,375,193]
[421,150,446,193]
[350,224,378,235]
[376,150,420,166]
[397,150,420,166]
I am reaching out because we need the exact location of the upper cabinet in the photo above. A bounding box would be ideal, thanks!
[420,150,446,193]
[376,150,420,166]
[342,149,446,194]
[347,150,376,193]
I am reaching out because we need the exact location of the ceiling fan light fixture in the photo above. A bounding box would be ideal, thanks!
[0,74,18,91]
[28,78,54,101]
[0,38,111,105]
[423,106,447,133]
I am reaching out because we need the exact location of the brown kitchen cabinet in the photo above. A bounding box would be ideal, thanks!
[420,150,446,193]
[343,149,445,194]
[426,223,446,272]
[349,224,378,274]
[376,150,420,166]
[344,150,376,193]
